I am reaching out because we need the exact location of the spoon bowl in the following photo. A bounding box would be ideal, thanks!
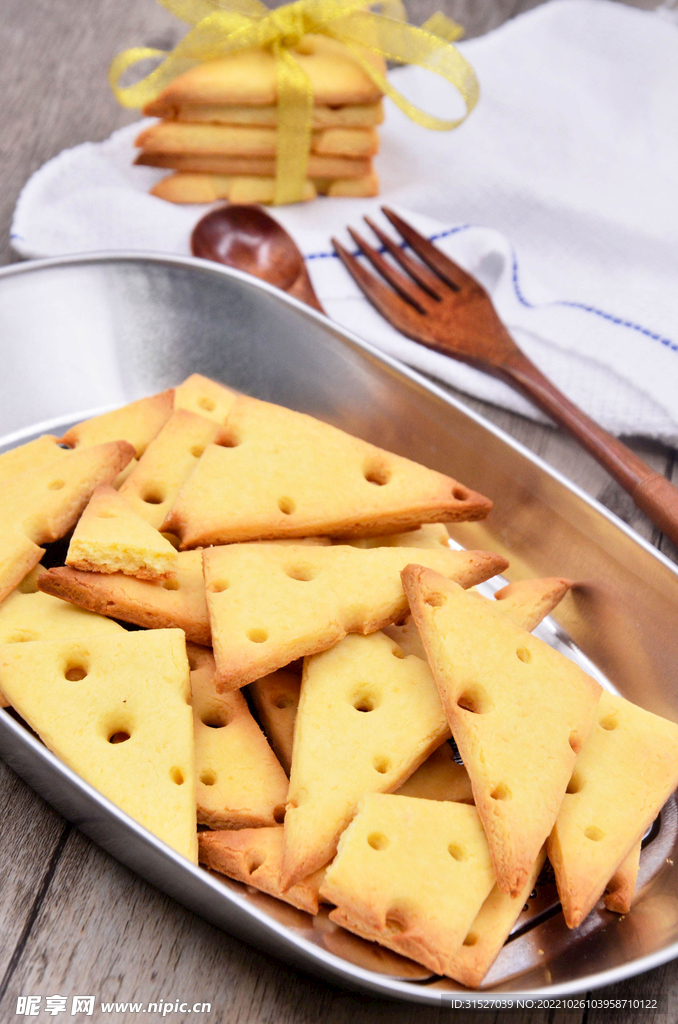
[191,205,324,312]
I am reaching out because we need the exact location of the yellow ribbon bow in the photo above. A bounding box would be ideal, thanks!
[110,0,479,205]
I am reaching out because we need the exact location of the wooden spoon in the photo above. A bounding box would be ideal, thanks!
[191,205,325,313]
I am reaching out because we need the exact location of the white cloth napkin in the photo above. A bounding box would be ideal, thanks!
[12,0,678,442]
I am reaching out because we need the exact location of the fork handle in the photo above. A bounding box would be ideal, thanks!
[500,350,678,548]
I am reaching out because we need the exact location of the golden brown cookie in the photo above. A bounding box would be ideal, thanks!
[136,122,379,158]
[139,151,372,178]
[150,171,379,204]
[60,390,174,458]
[166,101,384,128]
[604,841,641,915]
[247,669,301,775]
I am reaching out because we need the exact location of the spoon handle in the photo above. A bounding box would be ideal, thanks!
[288,267,325,314]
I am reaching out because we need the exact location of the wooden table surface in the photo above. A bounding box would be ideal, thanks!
[1,0,676,1020]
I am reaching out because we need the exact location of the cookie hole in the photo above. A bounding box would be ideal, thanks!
[457,687,491,715]
[170,767,185,785]
[217,432,240,448]
[275,695,296,710]
[584,826,605,842]
[463,932,478,947]
[48,479,65,490]
[245,850,266,874]
[373,755,391,774]
[599,714,618,731]
[202,713,229,729]
[363,461,391,486]
[385,907,409,934]
[141,485,165,505]
[516,647,532,663]
[161,532,181,550]
[285,564,316,582]
[162,579,179,590]
[569,730,582,755]
[198,397,215,411]
[391,644,405,659]
[64,663,88,682]
[352,692,378,713]
[200,769,216,786]
[278,496,295,515]
[448,843,467,861]
[109,730,130,744]
[190,445,205,458]
[367,832,389,851]
[247,628,268,644]
[567,772,583,795]
[273,805,286,824]
[57,442,73,449]
[491,783,511,801]
[209,580,229,593]
[453,485,469,501]
[425,592,445,608]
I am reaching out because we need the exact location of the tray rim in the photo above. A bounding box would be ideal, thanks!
[0,250,677,1004]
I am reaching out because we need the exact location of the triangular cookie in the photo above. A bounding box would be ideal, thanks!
[0,435,69,482]
[174,373,238,424]
[199,827,324,915]
[66,485,178,580]
[446,849,546,988]
[395,743,473,804]
[0,629,197,861]
[60,390,174,457]
[38,550,210,646]
[248,669,301,775]
[0,441,134,604]
[205,544,507,691]
[547,689,678,927]
[119,409,232,530]
[163,394,493,546]
[0,589,125,707]
[403,565,602,896]
[493,577,572,632]
[319,794,496,977]
[188,643,288,828]
[282,630,450,888]
[604,841,641,915]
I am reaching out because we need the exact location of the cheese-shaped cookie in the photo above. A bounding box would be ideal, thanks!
[493,576,572,632]
[174,373,238,425]
[604,841,641,914]
[0,435,69,482]
[143,36,385,118]
[38,549,210,646]
[547,689,678,927]
[199,827,324,915]
[0,441,134,604]
[120,410,232,530]
[282,630,450,888]
[60,390,174,458]
[319,795,496,977]
[163,394,493,546]
[404,565,602,896]
[395,743,473,804]
[0,629,197,861]
[204,544,506,691]
[189,644,288,828]
[66,485,178,580]
[248,669,301,775]
[446,850,546,988]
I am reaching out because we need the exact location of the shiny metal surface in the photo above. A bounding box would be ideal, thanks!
[1,253,677,1004]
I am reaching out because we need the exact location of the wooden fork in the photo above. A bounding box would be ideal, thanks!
[332,207,678,549]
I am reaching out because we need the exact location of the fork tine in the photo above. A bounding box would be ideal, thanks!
[364,216,443,300]
[347,226,427,313]
[332,237,421,328]
[381,206,480,292]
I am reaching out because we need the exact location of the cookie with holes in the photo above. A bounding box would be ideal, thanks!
[204,543,506,691]
[60,389,174,459]
[174,373,239,425]
[547,689,678,928]
[248,669,302,776]
[39,549,210,646]
[0,440,135,604]
[320,794,496,976]
[66,484,178,581]
[0,629,197,861]
[119,409,233,531]
[403,565,602,897]
[162,394,492,547]
[189,643,288,829]
[199,827,325,915]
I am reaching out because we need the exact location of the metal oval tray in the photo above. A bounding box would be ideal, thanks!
[1,253,677,1005]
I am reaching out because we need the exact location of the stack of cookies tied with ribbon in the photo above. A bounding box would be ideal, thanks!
[110,0,479,206]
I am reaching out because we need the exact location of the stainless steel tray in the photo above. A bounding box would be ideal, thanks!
[1,253,677,1005]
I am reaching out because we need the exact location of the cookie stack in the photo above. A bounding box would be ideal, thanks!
[137,36,385,204]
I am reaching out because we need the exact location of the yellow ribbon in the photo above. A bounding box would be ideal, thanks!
[110,0,479,205]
